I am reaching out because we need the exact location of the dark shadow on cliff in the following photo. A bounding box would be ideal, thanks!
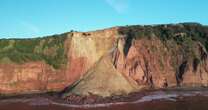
[176,61,188,86]
[117,27,136,57]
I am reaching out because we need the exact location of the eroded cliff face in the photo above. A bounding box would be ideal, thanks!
[0,23,208,97]
[112,24,208,90]
[0,62,67,94]
[65,28,118,85]
[113,36,208,89]
[0,28,119,95]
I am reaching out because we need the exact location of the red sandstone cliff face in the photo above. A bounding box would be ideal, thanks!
[65,29,117,85]
[0,28,118,95]
[113,37,176,88]
[0,62,67,94]
[113,34,208,89]
[0,24,208,96]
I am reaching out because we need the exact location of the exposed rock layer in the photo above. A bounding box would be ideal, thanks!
[0,23,208,97]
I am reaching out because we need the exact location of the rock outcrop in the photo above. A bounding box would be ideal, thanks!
[0,23,208,97]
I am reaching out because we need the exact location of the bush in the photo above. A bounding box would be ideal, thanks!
[0,33,69,69]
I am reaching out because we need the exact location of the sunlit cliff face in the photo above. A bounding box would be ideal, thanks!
[0,23,208,97]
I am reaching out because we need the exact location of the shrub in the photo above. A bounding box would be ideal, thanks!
[0,33,69,69]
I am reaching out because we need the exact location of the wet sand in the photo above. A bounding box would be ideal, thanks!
[1,90,208,110]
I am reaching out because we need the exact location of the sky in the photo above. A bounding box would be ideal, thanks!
[0,0,208,38]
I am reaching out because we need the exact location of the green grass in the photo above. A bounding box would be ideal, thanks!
[0,33,69,69]
[118,23,208,71]
[119,23,208,58]
[1,23,208,69]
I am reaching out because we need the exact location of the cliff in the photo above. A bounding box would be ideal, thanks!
[0,23,208,97]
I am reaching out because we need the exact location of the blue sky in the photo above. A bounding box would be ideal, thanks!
[0,0,208,38]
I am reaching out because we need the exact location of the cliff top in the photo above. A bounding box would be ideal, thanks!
[0,22,208,69]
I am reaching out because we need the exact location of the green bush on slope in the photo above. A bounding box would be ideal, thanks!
[0,33,69,69]
[119,23,208,56]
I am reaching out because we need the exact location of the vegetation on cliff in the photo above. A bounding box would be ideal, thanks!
[0,22,208,97]
[118,23,208,86]
[119,23,208,51]
[0,33,69,69]
[119,23,208,67]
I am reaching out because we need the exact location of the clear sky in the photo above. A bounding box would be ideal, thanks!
[0,0,208,38]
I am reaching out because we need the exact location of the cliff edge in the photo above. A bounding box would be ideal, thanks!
[0,23,208,97]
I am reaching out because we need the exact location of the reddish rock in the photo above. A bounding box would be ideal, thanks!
[0,24,208,97]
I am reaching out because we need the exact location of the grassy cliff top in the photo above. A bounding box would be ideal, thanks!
[0,33,69,69]
[0,23,208,69]
[118,23,208,71]
[119,23,208,51]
